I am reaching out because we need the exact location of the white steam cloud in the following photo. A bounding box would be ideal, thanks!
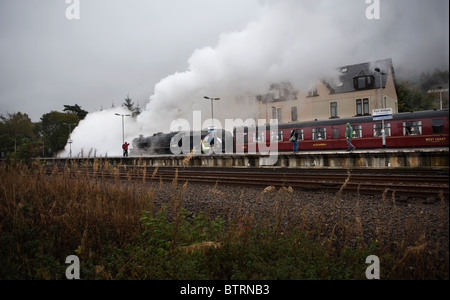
[61,0,449,157]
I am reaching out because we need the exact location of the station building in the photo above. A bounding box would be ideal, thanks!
[257,58,399,124]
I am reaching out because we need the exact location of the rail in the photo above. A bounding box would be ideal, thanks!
[45,164,449,201]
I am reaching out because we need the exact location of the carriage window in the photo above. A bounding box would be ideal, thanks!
[235,131,248,143]
[432,119,444,134]
[403,121,422,136]
[291,129,304,141]
[253,132,265,143]
[312,128,326,140]
[271,130,283,142]
[333,128,339,139]
[353,125,363,138]
[373,123,391,137]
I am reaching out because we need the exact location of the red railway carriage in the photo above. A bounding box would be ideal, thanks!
[234,109,449,152]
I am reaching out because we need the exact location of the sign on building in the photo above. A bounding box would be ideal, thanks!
[373,108,393,121]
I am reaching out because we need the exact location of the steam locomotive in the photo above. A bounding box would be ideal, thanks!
[132,129,233,155]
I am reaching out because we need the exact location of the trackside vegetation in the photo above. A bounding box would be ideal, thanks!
[0,159,448,280]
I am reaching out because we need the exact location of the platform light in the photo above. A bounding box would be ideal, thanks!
[375,67,387,147]
[204,96,220,130]
[63,122,77,158]
[427,86,449,110]
[115,113,131,146]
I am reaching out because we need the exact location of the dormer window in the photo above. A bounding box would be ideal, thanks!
[307,84,318,97]
[308,87,318,97]
[353,75,375,90]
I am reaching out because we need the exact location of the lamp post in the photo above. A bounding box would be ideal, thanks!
[374,68,386,147]
[427,86,449,110]
[115,113,131,145]
[204,96,220,130]
[63,122,77,158]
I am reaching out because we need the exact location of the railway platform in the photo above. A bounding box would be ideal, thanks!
[45,147,449,169]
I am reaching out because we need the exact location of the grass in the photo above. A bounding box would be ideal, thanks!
[0,158,448,280]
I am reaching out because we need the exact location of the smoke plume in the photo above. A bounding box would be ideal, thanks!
[61,0,449,157]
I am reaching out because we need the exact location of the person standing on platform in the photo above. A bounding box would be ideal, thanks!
[122,142,130,157]
[290,129,299,153]
[345,123,356,152]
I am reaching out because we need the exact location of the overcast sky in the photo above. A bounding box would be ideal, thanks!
[0,0,264,121]
[1,0,449,123]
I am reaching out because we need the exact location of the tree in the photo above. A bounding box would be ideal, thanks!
[0,112,37,161]
[419,69,449,92]
[122,94,141,117]
[37,111,80,154]
[63,104,88,120]
[396,81,435,112]
[0,112,34,153]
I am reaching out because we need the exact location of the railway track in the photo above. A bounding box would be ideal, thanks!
[46,164,449,200]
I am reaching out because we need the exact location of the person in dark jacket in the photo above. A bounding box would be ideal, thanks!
[290,130,299,153]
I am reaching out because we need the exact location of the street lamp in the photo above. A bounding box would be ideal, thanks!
[63,122,77,158]
[204,96,220,130]
[115,113,131,145]
[374,67,386,147]
[427,86,449,110]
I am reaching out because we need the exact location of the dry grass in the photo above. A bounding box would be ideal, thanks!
[0,158,448,280]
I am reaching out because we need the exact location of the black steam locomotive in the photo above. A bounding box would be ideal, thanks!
[132,129,233,155]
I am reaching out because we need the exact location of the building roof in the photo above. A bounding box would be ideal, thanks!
[327,58,395,94]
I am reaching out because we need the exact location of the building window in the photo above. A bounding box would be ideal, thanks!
[308,85,318,97]
[363,98,370,115]
[271,107,282,122]
[291,107,298,122]
[356,99,362,115]
[277,108,282,122]
[330,102,338,118]
[373,123,391,137]
[356,99,370,116]
[312,128,326,140]
[354,75,375,90]
[273,89,280,100]
[358,77,366,89]
[403,121,422,136]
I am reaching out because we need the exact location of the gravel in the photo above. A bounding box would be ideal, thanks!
[150,179,449,254]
